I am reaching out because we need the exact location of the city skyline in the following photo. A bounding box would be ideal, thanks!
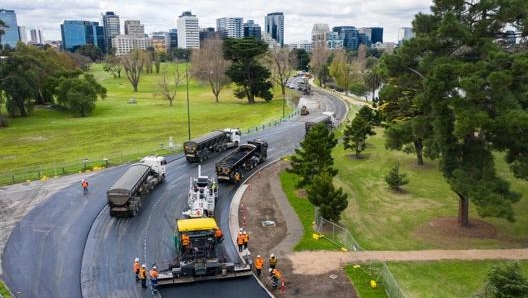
[4,0,433,43]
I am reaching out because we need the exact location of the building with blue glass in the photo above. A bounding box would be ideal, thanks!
[333,26,360,50]
[265,12,284,47]
[0,9,20,48]
[243,20,261,40]
[61,20,105,52]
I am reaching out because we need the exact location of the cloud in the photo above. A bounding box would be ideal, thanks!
[9,0,433,43]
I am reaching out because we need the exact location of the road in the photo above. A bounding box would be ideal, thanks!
[1,89,347,298]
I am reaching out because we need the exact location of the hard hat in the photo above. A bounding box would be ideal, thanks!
[269,268,272,273]
[153,265,157,269]
[134,257,139,262]
[243,231,246,234]
[239,228,243,232]
[257,255,260,258]
[141,264,146,268]
[270,254,275,258]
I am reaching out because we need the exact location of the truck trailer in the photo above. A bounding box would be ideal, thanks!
[183,128,241,162]
[305,114,334,133]
[157,217,251,285]
[182,165,218,218]
[106,156,166,217]
[215,139,268,183]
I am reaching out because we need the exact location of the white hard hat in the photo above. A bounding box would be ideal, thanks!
[134,257,139,262]
[243,231,247,234]
[141,264,146,268]
[153,265,157,269]
[270,254,275,258]
[269,268,272,272]
[257,255,261,258]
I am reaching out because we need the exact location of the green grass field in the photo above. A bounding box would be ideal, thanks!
[0,63,296,184]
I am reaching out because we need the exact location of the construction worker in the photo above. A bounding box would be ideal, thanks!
[181,233,190,252]
[234,172,241,185]
[236,231,245,252]
[133,257,140,281]
[214,227,224,243]
[243,231,249,250]
[139,264,147,289]
[149,265,159,292]
[254,255,264,277]
[271,268,282,289]
[269,254,277,272]
[81,179,89,194]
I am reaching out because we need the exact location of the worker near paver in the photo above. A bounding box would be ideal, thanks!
[268,254,277,272]
[254,255,264,277]
[181,233,190,252]
[236,231,245,252]
[243,231,249,250]
[270,268,282,289]
[234,172,241,185]
[81,179,89,194]
[133,257,140,281]
[139,264,147,289]
[214,227,224,243]
[149,265,159,291]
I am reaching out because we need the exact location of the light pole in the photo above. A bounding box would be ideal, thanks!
[186,61,191,141]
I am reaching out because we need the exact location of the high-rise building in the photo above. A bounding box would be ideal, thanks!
[243,20,261,40]
[112,34,152,56]
[312,24,330,48]
[265,12,284,46]
[18,26,27,44]
[169,28,178,49]
[124,20,145,37]
[327,31,343,50]
[199,27,220,42]
[398,27,414,43]
[333,26,359,50]
[177,11,200,49]
[370,27,383,44]
[102,11,120,53]
[217,17,243,39]
[61,20,105,52]
[0,9,20,48]
[150,31,169,53]
[30,28,43,44]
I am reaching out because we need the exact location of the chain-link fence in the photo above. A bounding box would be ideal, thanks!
[314,209,408,298]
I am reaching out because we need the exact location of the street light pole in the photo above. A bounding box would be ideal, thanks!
[186,61,191,141]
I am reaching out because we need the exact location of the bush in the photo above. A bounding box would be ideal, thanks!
[385,163,409,190]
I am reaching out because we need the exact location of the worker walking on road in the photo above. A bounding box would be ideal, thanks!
[133,257,140,281]
[243,231,249,250]
[270,268,282,289]
[149,265,159,292]
[82,179,89,194]
[139,264,147,289]
[236,231,245,252]
[254,255,264,277]
[268,254,277,273]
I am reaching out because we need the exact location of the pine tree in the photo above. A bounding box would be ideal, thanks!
[343,112,375,158]
[287,123,337,187]
[385,163,409,191]
[307,171,348,222]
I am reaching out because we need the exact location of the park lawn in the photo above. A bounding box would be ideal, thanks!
[0,63,294,184]
[385,260,528,298]
[0,280,12,298]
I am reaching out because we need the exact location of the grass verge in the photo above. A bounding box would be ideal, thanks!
[0,280,12,298]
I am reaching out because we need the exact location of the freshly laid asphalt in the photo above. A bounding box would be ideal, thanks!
[1,90,347,298]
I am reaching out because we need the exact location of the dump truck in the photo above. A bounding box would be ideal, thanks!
[184,128,241,162]
[106,156,166,217]
[157,217,252,285]
[297,78,311,95]
[215,139,268,183]
[305,114,334,133]
[182,165,218,218]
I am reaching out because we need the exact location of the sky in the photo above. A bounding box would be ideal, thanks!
[5,0,434,44]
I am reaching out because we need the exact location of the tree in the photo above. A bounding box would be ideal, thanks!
[121,49,146,92]
[328,49,362,95]
[55,74,107,117]
[103,55,122,79]
[307,171,348,222]
[292,48,310,71]
[343,109,376,158]
[385,163,409,191]
[190,37,231,103]
[75,44,103,62]
[310,43,329,87]
[479,263,528,298]
[363,58,383,101]
[156,64,183,106]
[223,37,272,103]
[379,0,528,227]
[287,123,338,188]
[266,47,295,99]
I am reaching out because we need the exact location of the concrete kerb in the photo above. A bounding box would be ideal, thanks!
[229,159,283,297]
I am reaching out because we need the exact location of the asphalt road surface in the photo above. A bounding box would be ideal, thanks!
[2,89,346,298]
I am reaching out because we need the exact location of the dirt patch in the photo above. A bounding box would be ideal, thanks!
[239,160,358,298]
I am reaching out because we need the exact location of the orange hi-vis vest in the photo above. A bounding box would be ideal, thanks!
[182,234,190,246]
[150,269,159,279]
[255,257,264,269]
[139,267,147,279]
[243,233,249,243]
[272,268,282,279]
[134,261,140,273]
[215,228,223,238]
[237,233,244,245]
